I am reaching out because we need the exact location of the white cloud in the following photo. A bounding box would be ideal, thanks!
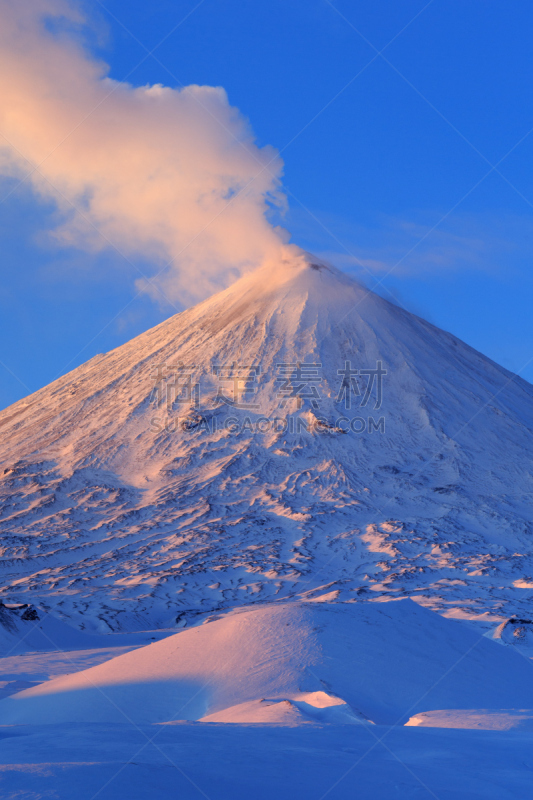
[287,206,533,282]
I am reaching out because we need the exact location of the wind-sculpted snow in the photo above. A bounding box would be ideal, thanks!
[3,601,533,727]
[1,251,533,636]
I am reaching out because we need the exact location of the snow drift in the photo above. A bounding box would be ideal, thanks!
[2,599,533,727]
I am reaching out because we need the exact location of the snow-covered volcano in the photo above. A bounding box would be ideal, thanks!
[1,249,533,632]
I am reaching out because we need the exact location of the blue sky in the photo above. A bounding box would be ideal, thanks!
[1,0,533,409]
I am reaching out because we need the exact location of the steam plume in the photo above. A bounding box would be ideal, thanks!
[0,1,288,303]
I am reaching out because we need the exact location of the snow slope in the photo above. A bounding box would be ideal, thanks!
[0,602,170,657]
[1,249,533,633]
[2,599,533,727]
